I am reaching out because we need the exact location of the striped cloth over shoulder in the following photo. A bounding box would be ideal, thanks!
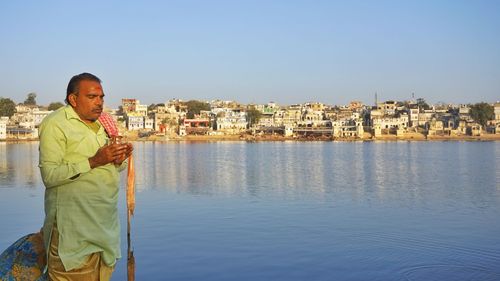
[98,112,119,137]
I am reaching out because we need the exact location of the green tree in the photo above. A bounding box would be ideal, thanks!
[48,102,64,111]
[148,103,157,112]
[162,117,178,126]
[470,102,494,127]
[24,92,37,105]
[246,107,262,127]
[0,97,16,117]
[186,100,210,119]
[116,106,124,116]
[416,98,430,111]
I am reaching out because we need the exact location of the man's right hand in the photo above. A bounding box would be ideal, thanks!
[89,144,131,169]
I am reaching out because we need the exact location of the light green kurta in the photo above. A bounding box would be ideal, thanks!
[38,105,125,271]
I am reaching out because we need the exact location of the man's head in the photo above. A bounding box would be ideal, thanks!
[66,73,105,123]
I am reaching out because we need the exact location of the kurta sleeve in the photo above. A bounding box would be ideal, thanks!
[38,120,92,188]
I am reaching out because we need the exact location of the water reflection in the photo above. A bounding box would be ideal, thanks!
[1,141,498,209]
[1,142,500,281]
[0,142,41,188]
[128,141,500,210]
[127,213,135,281]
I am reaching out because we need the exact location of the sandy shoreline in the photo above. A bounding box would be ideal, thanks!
[131,133,500,142]
[3,133,500,143]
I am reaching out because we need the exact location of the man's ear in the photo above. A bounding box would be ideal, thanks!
[68,93,77,107]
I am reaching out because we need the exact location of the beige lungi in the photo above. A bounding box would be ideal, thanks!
[48,225,114,281]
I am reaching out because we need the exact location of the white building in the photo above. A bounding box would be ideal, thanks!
[301,109,324,127]
[15,104,35,114]
[377,101,397,116]
[282,106,302,126]
[273,110,285,126]
[127,115,144,130]
[135,104,148,116]
[372,114,409,130]
[0,117,8,140]
[144,117,154,130]
[495,103,500,121]
[408,107,419,127]
[417,112,434,127]
[256,114,276,127]
[216,111,247,133]
[332,119,364,138]
[33,109,53,127]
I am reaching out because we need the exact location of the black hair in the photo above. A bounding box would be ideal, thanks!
[65,72,102,104]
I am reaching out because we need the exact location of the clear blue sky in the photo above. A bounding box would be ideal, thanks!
[1,0,499,108]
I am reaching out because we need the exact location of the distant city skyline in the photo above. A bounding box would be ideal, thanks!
[1,0,499,108]
[4,93,498,110]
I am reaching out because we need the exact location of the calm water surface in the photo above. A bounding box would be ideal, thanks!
[1,141,499,281]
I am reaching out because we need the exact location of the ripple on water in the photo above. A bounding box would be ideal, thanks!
[340,230,500,280]
[402,264,500,281]
[353,232,500,264]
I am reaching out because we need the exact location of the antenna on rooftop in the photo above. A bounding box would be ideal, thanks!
[375,92,378,106]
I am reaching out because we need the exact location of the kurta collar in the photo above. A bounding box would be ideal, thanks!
[63,105,104,134]
[63,105,81,121]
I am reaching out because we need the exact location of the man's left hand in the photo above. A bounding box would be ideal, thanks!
[114,143,133,165]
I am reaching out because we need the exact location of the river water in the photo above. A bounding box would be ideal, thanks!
[1,141,499,281]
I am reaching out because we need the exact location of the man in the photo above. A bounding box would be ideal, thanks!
[39,73,133,280]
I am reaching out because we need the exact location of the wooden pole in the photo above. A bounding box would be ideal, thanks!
[126,154,136,281]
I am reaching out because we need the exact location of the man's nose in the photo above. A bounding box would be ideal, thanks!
[96,96,104,105]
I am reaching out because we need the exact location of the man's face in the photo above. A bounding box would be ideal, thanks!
[68,80,105,123]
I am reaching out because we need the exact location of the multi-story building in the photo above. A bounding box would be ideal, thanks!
[282,105,302,126]
[408,105,419,127]
[372,114,409,130]
[458,104,471,121]
[273,110,285,126]
[324,107,337,120]
[332,118,364,138]
[348,101,363,112]
[495,103,500,121]
[301,108,324,127]
[494,103,500,134]
[122,98,139,114]
[182,118,211,135]
[256,114,275,128]
[337,108,354,120]
[428,117,445,136]
[144,117,154,130]
[33,109,52,127]
[255,102,280,128]
[0,117,8,140]
[135,104,148,116]
[377,101,397,116]
[417,111,434,127]
[305,102,325,112]
[127,115,145,130]
[153,112,179,132]
[10,104,36,128]
[216,111,247,133]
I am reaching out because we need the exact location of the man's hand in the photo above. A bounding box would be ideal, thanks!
[89,143,132,169]
[113,143,134,165]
